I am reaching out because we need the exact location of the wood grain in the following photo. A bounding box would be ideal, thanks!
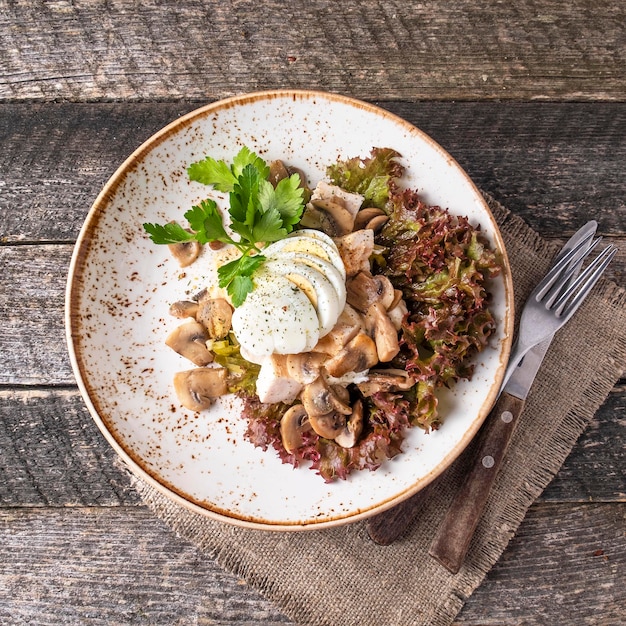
[0,504,622,625]
[1,0,624,102]
[1,102,625,242]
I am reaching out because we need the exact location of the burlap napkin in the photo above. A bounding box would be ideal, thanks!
[134,196,626,626]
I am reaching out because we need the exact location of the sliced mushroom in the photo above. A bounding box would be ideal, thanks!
[366,214,390,232]
[268,160,290,187]
[173,367,228,411]
[354,207,386,231]
[285,352,327,385]
[335,400,364,448]
[309,411,347,439]
[279,404,312,453]
[301,375,352,417]
[168,228,201,267]
[300,199,355,237]
[357,369,414,397]
[165,321,214,366]
[169,300,199,319]
[196,296,233,339]
[346,272,395,312]
[333,229,375,276]
[365,302,400,362]
[374,276,396,309]
[389,289,404,311]
[324,332,379,378]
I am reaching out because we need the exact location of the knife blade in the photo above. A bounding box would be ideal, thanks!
[366,221,598,548]
[428,221,599,573]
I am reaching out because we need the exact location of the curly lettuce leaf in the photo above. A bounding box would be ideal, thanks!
[326,147,403,209]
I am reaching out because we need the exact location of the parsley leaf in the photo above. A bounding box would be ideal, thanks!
[184,199,231,245]
[142,221,196,245]
[143,146,305,306]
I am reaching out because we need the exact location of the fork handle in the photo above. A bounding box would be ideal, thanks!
[429,392,525,574]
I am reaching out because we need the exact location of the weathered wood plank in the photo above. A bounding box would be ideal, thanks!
[1,0,624,102]
[539,385,626,503]
[0,506,292,625]
[0,504,622,625]
[456,502,626,624]
[0,389,140,507]
[0,244,72,385]
[0,387,623,508]
[1,102,625,243]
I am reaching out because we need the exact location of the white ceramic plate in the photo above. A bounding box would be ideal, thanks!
[66,90,514,530]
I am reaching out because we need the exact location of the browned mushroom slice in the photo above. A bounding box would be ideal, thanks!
[285,352,327,385]
[374,276,396,309]
[346,272,395,312]
[354,207,386,231]
[357,369,414,397]
[389,289,404,311]
[279,404,312,453]
[169,300,199,319]
[324,332,379,378]
[165,321,214,366]
[300,199,355,237]
[301,375,352,417]
[268,160,290,187]
[173,367,228,411]
[365,302,400,362]
[196,296,233,339]
[334,400,364,448]
[333,230,375,276]
[365,214,390,232]
[308,412,347,439]
[168,236,201,267]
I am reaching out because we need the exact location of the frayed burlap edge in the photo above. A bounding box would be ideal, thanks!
[133,195,625,626]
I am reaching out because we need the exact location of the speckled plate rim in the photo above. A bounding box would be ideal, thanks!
[65,89,515,531]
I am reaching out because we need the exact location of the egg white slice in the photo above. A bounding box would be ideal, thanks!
[231,271,320,363]
[263,259,341,335]
[263,233,346,281]
[270,250,347,306]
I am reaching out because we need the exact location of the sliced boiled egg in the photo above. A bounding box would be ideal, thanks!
[231,270,320,364]
[263,231,346,281]
[263,258,343,335]
[270,250,347,305]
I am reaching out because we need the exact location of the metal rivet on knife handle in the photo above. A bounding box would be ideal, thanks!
[428,392,525,574]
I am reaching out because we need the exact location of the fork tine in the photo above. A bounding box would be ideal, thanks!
[534,233,598,301]
[543,236,602,307]
[554,244,617,319]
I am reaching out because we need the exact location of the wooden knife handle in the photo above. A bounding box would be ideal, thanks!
[366,482,434,545]
[428,391,525,574]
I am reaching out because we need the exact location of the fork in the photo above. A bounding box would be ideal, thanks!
[500,236,617,390]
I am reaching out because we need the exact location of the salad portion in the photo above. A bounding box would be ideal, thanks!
[143,147,501,481]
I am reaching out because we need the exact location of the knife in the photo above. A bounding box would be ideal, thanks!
[427,220,598,573]
[366,221,598,548]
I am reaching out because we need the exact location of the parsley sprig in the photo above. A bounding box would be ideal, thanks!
[143,147,305,306]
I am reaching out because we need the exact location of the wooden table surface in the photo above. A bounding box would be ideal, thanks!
[1,1,624,624]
